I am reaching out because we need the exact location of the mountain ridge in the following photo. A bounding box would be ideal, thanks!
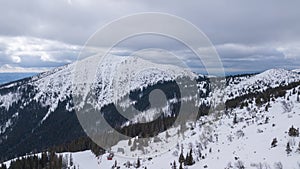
[0,58,300,164]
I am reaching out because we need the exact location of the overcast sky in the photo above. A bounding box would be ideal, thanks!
[0,0,300,74]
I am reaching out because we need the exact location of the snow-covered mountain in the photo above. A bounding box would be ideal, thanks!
[0,55,206,161]
[1,57,300,168]
[3,68,300,169]
[225,69,300,100]
[0,55,198,119]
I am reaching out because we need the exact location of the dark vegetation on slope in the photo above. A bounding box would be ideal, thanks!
[225,81,300,109]
[0,151,63,169]
[0,76,210,162]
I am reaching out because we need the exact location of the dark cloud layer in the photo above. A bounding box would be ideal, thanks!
[0,0,300,74]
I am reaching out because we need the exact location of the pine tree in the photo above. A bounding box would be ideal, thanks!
[128,139,132,146]
[114,160,117,167]
[70,154,73,166]
[293,88,296,94]
[240,102,244,109]
[233,113,238,124]
[188,149,194,165]
[271,138,278,148]
[265,104,269,111]
[235,160,245,169]
[286,142,292,154]
[136,158,141,168]
[288,126,299,137]
[265,116,269,124]
[184,149,194,166]
[178,150,185,164]
[179,162,183,169]
[172,161,177,169]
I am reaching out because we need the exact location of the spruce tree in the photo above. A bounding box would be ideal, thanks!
[271,138,278,148]
[265,117,269,124]
[188,149,194,165]
[288,126,299,137]
[233,113,238,124]
[184,149,195,166]
[179,162,183,169]
[128,139,132,146]
[172,161,177,169]
[265,104,269,111]
[136,158,141,168]
[70,154,73,166]
[178,150,185,164]
[114,160,117,167]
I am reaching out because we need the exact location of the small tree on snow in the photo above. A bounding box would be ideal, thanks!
[178,150,185,164]
[271,138,278,148]
[172,161,177,169]
[114,160,117,168]
[189,149,195,165]
[265,104,269,112]
[286,142,292,154]
[179,162,183,169]
[185,149,195,166]
[288,126,299,137]
[235,160,245,169]
[69,154,73,166]
[233,113,238,124]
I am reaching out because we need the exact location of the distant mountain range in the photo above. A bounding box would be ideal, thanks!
[0,73,37,85]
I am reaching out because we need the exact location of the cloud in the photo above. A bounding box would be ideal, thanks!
[276,44,300,60]
[1,0,300,45]
[0,36,80,72]
[0,64,51,73]
[215,43,300,74]
[11,55,21,63]
[0,0,300,74]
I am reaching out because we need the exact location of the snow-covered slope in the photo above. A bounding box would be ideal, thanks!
[292,69,300,74]
[225,69,300,99]
[1,63,300,168]
[0,55,204,161]
[39,84,300,169]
